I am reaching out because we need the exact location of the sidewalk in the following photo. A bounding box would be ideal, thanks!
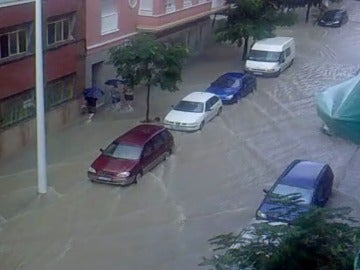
[0,43,243,223]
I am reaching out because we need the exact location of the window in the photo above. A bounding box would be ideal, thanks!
[285,47,291,57]
[183,0,192,8]
[142,143,153,158]
[208,96,219,107]
[139,0,153,15]
[46,75,75,109]
[160,130,172,142]
[129,0,138,8]
[47,18,71,45]
[152,134,165,150]
[165,0,175,13]
[102,143,142,160]
[0,90,35,128]
[101,0,118,35]
[0,29,28,59]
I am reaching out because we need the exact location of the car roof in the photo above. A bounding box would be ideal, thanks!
[325,9,345,14]
[182,91,215,103]
[114,124,166,146]
[252,37,293,52]
[222,72,246,79]
[279,160,326,189]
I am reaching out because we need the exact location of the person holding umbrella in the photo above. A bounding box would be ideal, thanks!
[83,87,104,122]
[123,85,134,112]
[105,79,125,111]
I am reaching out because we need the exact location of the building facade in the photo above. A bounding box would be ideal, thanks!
[0,0,85,159]
[85,0,227,105]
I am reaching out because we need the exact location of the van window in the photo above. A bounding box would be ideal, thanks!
[248,50,281,63]
[285,47,291,57]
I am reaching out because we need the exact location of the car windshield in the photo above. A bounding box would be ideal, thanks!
[248,50,281,62]
[102,143,142,160]
[271,184,314,205]
[212,76,235,88]
[173,100,204,113]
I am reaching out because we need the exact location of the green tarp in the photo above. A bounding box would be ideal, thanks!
[315,74,360,144]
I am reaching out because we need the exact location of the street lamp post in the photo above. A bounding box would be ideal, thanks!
[35,0,47,194]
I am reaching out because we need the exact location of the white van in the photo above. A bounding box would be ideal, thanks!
[245,37,295,77]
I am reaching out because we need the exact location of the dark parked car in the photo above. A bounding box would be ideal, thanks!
[88,124,174,186]
[318,9,348,27]
[205,72,256,104]
[256,160,334,223]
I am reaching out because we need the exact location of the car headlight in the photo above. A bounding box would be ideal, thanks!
[88,167,96,173]
[257,210,267,219]
[333,20,340,24]
[117,171,130,177]
[226,94,234,99]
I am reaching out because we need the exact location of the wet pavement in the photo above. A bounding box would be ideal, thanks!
[1,3,360,270]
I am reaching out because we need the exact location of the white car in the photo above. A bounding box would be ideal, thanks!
[163,92,223,131]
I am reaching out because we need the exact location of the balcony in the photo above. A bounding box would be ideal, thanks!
[0,0,34,8]
[137,0,227,33]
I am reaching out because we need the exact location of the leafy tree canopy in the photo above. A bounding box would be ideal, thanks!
[109,34,188,121]
[218,0,297,60]
[200,207,360,270]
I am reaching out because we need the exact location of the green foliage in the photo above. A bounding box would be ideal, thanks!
[217,0,297,60]
[109,34,188,121]
[200,207,360,270]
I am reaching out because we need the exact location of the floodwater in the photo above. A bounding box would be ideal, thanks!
[1,2,360,270]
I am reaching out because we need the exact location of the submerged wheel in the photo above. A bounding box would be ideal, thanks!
[199,121,205,131]
[163,151,171,161]
[217,107,222,116]
[134,173,141,184]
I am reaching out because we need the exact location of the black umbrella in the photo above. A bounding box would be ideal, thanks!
[104,79,125,88]
[83,87,104,99]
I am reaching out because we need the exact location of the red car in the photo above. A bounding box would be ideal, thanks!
[88,124,174,186]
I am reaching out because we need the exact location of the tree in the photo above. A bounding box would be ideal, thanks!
[217,0,297,61]
[109,34,188,122]
[200,207,360,270]
[278,0,343,23]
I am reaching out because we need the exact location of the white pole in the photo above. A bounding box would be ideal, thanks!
[35,0,47,194]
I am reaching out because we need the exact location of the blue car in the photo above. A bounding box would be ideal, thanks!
[205,72,257,104]
[256,160,334,223]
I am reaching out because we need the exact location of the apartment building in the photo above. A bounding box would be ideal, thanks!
[0,0,85,158]
[85,0,227,99]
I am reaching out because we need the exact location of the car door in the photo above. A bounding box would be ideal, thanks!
[204,98,213,122]
[140,141,156,173]
[243,77,252,96]
[237,78,246,97]
[151,134,167,167]
[315,167,333,206]
[284,47,292,69]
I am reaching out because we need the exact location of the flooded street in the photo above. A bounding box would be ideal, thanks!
[1,2,360,270]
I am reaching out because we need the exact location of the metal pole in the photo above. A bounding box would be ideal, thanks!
[35,0,47,194]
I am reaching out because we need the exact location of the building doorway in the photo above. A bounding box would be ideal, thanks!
[91,61,105,106]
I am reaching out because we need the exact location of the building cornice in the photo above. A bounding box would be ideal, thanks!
[137,5,228,33]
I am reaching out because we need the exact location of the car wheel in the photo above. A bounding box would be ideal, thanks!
[163,150,171,161]
[217,107,222,116]
[199,121,205,131]
[134,173,141,184]
[233,94,239,103]
[252,83,257,92]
